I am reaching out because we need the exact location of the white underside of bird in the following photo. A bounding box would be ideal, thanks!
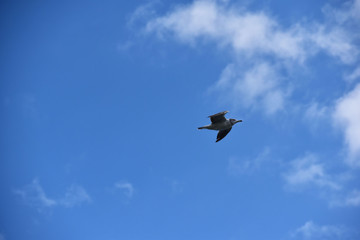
[198,111,242,142]
[198,121,232,130]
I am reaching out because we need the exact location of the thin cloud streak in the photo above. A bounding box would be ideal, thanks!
[60,184,92,208]
[330,189,360,207]
[13,179,57,209]
[13,179,91,211]
[344,189,360,206]
[291,221,349,240]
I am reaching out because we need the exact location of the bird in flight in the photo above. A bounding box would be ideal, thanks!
[198,111,242,142]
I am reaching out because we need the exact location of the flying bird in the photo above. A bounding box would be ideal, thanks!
[198,111,242,142]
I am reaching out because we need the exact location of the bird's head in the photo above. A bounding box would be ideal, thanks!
[230,118,243,125]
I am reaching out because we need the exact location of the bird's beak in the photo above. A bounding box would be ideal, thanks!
[235,119,243,123]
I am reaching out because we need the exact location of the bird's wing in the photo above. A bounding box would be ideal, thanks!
[216,127,232,142]
[208,111,229,124]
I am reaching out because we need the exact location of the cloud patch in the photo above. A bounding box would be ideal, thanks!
[228,147,271,175]
[144,0,358,63]
[345,66,360,82]
[145,0,308,61]
[291,221,350,240]
[0,233,5,240]
[137,0,359,116]
[333,83,360,167]
[330,189,360,207]
[13,179,57,209]
[13,179,91,211]
[215,62,286,114]
[59,184,92,208]
[283,153,360,208]
[114,181,135,200]
[283,154,341,191]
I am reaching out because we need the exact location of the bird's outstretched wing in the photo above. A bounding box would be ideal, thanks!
[216,127,232,142]
[209,111,229,124]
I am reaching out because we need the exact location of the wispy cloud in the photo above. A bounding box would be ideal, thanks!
[13,179,91,212]
[114,181,135,199]
[170,180,184,194]
[0,233,6,240]
[59,184,92,208]
[330,189,360,207]
[128,1,160,29]
[310,25,358,64]
[304,102,329,122]
[13,179,57,210]
[344,189,360,206]
[303,102,332,132]
[283,154,341,191]
[291,221,349,240]
[228,147,271,175]
[214,62,286,114]
[322,0,360,26]
[345,66,360,82]
[333,83,360,167]
[282,153,360,208]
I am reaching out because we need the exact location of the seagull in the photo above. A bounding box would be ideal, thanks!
[198,111,242,142]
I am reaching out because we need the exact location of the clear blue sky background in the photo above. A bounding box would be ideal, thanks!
[1,0,360,239]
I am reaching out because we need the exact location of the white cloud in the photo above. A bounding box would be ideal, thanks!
[303,102,332,132]
[144,0,359,64]
[305,102,329,121]
[145,0,310,61]
[331,189,360,207]
[284,154,360,208]
[344,189,360,206]
[139,0,359,115]
[333,83,360,167]
[345,66,360,82]
[128,1,160,29]
[284,154,341,191]
[115,181,135,199]
[214,62,286,114]
[59,184,92,208]
[13,179,57,209]
[292,221,348,240]
[322,0,360,25]
[14,179,91,211]
[310,25,358,64]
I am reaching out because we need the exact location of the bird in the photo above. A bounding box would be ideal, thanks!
[198,111,242,142]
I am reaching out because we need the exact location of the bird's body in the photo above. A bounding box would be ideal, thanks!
[198,111,242,142]
[198,120,232,130]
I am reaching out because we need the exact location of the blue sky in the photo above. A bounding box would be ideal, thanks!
[1,0,360,239]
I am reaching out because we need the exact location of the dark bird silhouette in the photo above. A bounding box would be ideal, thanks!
[198,111,242,142]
